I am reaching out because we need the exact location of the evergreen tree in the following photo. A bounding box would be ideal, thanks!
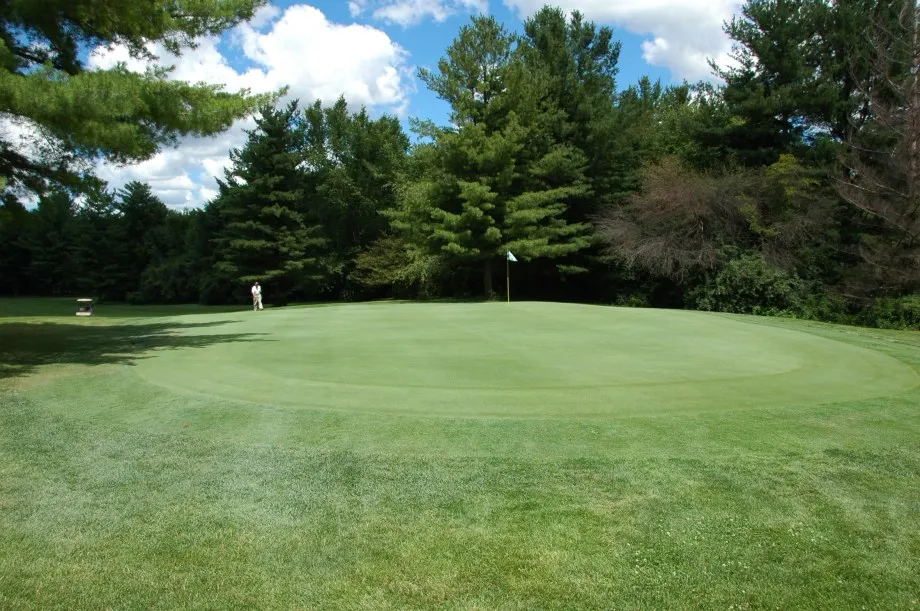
[72,187,122,300]
[0,0,276,194]
[194,201,236,305]
[517,7,621,215]
[301,97,409,299]
[23,190,80,295]
[405,14,594,296]
[712,0,878,165]
[835,0,920,294]
[135,210,199,303]
[111,181,170,301]
[0,196,33,295]
[213,101,324,306]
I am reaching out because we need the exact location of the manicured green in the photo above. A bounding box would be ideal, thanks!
[2,299,919,608]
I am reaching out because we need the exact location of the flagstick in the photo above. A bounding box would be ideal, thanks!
[506,255,510,303]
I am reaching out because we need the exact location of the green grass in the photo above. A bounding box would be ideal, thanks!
[1,298,919,609]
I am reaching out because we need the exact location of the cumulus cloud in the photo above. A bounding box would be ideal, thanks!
[87,4,412,208]
[350,0,488,27]
[248,3,282,28]
[503,0,743,82]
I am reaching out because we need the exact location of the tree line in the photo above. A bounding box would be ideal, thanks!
[1,1,918,328]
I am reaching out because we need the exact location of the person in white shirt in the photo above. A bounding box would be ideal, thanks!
[251,282,263,311]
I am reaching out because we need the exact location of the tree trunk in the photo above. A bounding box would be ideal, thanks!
[483,258,493,298]
[909,0,919,205]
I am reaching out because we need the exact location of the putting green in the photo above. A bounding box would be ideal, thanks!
[132,302,919,417]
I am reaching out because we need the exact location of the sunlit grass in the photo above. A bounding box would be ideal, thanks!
[1,300,919,609]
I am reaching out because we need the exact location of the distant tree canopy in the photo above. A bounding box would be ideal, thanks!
[2,1,920,329]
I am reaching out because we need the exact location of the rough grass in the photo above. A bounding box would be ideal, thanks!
[1,298,919,609]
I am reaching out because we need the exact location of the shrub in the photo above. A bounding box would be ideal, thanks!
[690,254,805,316]
[866,295,920,329]
[615,293,650,308]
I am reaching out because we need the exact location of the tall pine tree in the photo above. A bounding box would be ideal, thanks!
[406,14,593,296]
[301,97,409,299]
[213,101,323,306]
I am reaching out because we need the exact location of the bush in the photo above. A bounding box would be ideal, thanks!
[690,254,804,316]
[615,293,650,308]
[795,292,853,325]
[865,295,920,329]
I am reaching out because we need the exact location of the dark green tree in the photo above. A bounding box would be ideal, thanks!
[405,14,595,296]
[0,0,277,194]
[23,190,81,295]
[418,15,516,130]
[72,187,122,300]
[108,181,169,301]
[134,210,199,303]
[301,97,409,299]
[712,0,880,165]
[834,0,920,295]
[0,196,33,295]
[517,7,620,213]
[214,101,324,306]
[512,7,623,291]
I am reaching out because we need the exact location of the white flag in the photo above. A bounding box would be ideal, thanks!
[506,250,517,262]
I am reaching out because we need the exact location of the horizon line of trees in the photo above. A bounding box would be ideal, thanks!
[1,1,919,329]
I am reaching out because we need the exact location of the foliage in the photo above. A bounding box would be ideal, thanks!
[865,295,920,330]
[21,190,81,296]
[400,11,600,296]
[212,101,325,306]
[0,197,31,295]
[301,97,409,299]
[596,157,752,282]
[834,0,920,295]
[0,0,277,195]
[4,1,920,329]
[690,252,805,316]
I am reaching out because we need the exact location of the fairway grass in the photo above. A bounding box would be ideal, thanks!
[1,300,919,608]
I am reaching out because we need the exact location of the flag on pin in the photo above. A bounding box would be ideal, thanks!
[505,251,517,303]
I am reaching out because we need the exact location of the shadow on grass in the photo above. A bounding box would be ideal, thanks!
[0,297,251,319]
[0,319,271,380]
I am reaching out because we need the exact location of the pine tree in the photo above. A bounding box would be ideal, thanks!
[112,181,170,300]
[72,187,122,300]
[301,97,409,298]
[405,14,594,296]
[23,190,80,295]
[835,0,920,294]
[0,0,276,194]
[504,144,593,268]
[213,101,324,306]
[0,196,33,295]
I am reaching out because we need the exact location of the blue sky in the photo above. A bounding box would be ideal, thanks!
[298,0,674,129]
[84,0,743,207]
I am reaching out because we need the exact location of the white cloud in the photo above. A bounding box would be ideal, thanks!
[199,187,219,204]
[349,0,369,17]
[503,0,743,82]
[86,3,412,209]
[351,0,488,27]
[248,4,282,29]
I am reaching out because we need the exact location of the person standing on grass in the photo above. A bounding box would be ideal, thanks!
[251,282,263,311]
